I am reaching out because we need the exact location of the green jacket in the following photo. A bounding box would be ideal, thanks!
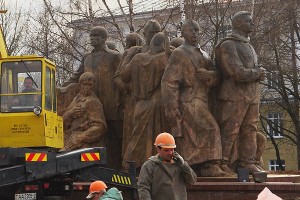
[99,187,123,200]
[138,155,197,200]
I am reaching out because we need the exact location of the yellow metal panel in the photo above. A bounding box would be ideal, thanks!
[0,113,44,147]
[43,110,64,148]
[0,112,63,148]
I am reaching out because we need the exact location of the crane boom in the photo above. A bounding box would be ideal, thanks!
[0,10,8,59]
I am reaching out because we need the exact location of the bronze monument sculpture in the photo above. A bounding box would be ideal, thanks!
[161,19,229,177]
[61,72,107,151]
[60,26,122,168]
[114,20,161,169]
[214,11,266,174]
[170,37,184,48]
[57,14,267,177]
[120,32,170,169]
[114,32,144,159]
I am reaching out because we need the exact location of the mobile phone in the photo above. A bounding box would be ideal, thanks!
[172,151,178,160]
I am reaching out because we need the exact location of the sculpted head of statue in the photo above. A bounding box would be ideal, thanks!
[232,11,254,35]
[143,20,161,45]
[106,41,117,51]
[170,37,184,48]
[149,32,165,54]
[181,19,200,46]
[125,32,143,49]
[90,26,108,48]
[79,72,96,97]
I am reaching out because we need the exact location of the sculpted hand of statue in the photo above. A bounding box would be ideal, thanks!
[114,77,130,94]
[64,135,83,150]
[173,151,185,167]
[258,67,266,82]
[196,68,219,86]
[70,105,83,119]
[166,108,182,126]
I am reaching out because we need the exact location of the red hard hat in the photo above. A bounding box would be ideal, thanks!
[154,132,176,148]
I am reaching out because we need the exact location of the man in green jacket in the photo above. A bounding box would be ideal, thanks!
[138,132,197,200]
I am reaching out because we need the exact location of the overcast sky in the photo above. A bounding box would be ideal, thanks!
[6,0,126,11]
[6,0,168,15]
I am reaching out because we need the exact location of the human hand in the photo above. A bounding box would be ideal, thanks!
[173,151,184,166]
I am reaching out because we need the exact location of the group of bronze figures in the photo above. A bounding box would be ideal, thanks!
[57,11,267,177]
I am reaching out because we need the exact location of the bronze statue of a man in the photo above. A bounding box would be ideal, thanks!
[113,32,144,159]
[161,19,228,177]
[78,26,121,122]
[61,26,122,168]
[214,11,266,173]
[62,72,107,151]
[117,20,162,69]
[170,37,184,48]
[125,32,143,50]
[120,32,170,169]
[113,21,161,167]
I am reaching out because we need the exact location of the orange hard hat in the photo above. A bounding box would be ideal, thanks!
[86,180,107,198]
[154,132,176,148]
[89,180,107,193]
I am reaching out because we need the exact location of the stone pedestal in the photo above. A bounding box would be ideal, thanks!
[187,175,300,200]
[68,175,300,200]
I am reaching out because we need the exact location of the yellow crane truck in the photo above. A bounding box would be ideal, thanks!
[0,11,136,200]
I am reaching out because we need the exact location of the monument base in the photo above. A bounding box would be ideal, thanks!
[187,174,300,200]
[67,175,300,200]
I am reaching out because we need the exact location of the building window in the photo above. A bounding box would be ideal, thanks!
[267,72,279,89]
[269,160,285,171]
[267,112,283,138]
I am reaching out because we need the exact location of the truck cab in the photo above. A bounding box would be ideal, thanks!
[0,56,63,149]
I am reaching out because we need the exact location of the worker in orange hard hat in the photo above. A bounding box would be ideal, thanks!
[154,132,177,162]
[86,180,123,200]
[138,132,197,200]
[86,181,107,200]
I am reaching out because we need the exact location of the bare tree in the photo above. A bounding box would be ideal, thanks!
[35,0,177,85]
[255,0,300,169]
[0,0,30,56]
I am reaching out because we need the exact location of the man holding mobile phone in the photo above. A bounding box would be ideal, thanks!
[138,132,197,200]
